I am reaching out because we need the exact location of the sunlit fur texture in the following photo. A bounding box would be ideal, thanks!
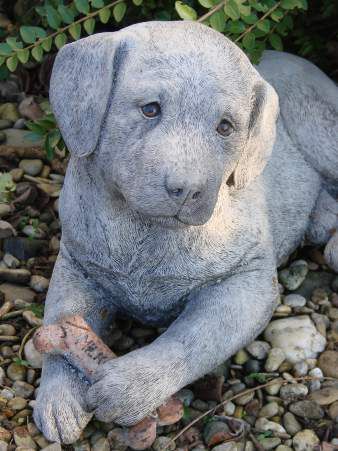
[33,22,338,443]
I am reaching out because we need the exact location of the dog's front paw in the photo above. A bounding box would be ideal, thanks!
[34,372,92,443]
[86,353,173,426]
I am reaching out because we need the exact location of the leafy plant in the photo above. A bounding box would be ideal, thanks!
[26,113,65,161]
[26,303,45,319]
[13,357,30,367]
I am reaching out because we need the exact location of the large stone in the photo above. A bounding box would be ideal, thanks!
[289,400,324,420]
[0,283,35,303]
[309,387,338,405]
[293,430,319,451]
[318,351,338,379]
[264,316,326,363]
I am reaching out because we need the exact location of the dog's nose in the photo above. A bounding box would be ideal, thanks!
[166,182,203,203]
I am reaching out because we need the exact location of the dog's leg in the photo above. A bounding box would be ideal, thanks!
[33,252,115,444]
[87,264,278,425]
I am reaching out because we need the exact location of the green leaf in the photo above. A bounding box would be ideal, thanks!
[229,20,245,34]
[257,19,270,33]
[6,38,23,50]
[210,10,226,32]
[224,0,240,20]
[280,0,299,9]
[113,2,127,22]
[99,7,111,23]
[27,303,44,318]
[58,5,75,24]
[175,1,197,20]
[0,43,12,56]
[26,121,46,135]
[55,33,67,49]
[46,5,62,30]
[13,357,30,367]
[20,26,46,44]
[283,15,293,30]
[198,0,215,7]
[271,9,284,21]
[133,0,143,4]
[69,23,82,40]
[17,48,30,64]
[74,0,90,14]
[242,12,258,24]
[242,32,255,50]
[47,129,61,148]
[41,36,53,52]
[44,134,54,160]
[91,0,104,7]
[6,55,18,72]
[84,18,95,35]
[269,33,283,50]
[239,4,251,16]
[31,46,43,62]
[35,6,46,17]
[0,56,5,67]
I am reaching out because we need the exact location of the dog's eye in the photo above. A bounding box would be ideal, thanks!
[141,102,161,118]
[217,119,233,137]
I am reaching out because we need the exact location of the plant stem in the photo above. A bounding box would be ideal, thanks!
[235,1,281,42]
[197,1,227,23]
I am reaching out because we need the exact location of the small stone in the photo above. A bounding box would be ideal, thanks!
[24,339,42,369]
[0,119,13,129]
[279,261,308,291]
[41,445,61,451]
[289,400,324,420]
[0,220,16,239]
[5,129,42,147]
[329,307,338,321]
[8,396,27,410]
[3,253,20,269]
[3,237,46,260]
[0,103,20,122]
[255,418,286,434]
[13,118,26,129]
[18,97,43,121]
[318,351,338,379]
[264,316,326,363]
[234,390,254,406]
[0,427,11,442]
[234,349,249,365]
[0,324,15,335]
[0,204,11,218]
[244,359,262,374]
[13,427,37,449]
[309,387,338,405]
[107,428,128,451]
[7,363,26,381]
[91,438,110,451]
[22,310,42,327]
[176,388,194,407]
[293,361,308,376]
[203,421,231,447]
[280,384,308,401]
[12,381,34,398]
[246,340,271,359]
[265,348,285,372]
[293,429,319,451]
[29,275,49,293]
[265,379,283,395]
[283,294,306,308]
[283,412,302,436]
[258,402,279,418]
[0,367,5,385]
[224,401,235,416]
[22,225,46,239]
[0,283,35,303]
[328,400,338,421]
[308,367,323,392]
[0,268,31,284]
[19,159,43,177]
[259,438,281,450]
[276,447,292,451]
[10,168,24,182]
[152,437,176,451]
[212,444,237,451]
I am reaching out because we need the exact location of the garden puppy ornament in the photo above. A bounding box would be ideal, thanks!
[34,21,338,443]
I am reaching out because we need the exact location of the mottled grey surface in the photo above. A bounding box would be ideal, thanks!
[33,21,338,443]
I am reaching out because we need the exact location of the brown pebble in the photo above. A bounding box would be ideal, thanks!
[157,397,184,426]
[126,417,157,450]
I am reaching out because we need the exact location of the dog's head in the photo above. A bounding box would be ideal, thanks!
[50,21,278,227]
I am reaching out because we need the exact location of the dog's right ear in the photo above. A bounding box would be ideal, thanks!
[50,32,125,158]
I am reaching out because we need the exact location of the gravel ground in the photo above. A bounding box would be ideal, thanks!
[0,97,338,451]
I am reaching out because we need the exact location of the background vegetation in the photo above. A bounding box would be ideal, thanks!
[0,0,336,158]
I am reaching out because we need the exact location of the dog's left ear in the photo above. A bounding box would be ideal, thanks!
[233,80,279,189]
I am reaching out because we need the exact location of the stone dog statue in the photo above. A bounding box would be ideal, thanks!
[33,20,338,443]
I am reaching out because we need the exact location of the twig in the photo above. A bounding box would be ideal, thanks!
[235,1,281,43]
[168,375,336,448]
[249,431,265,451]
[197,1,227,23]
[18,326,38,360]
